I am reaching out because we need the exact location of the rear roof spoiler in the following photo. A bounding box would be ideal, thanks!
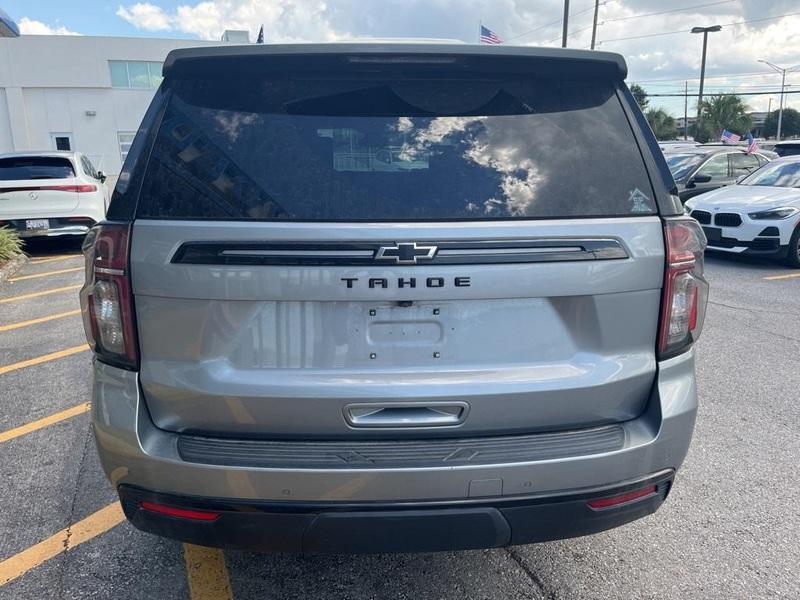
[163,43,628,80]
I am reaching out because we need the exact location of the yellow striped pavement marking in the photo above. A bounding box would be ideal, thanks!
[184,544,234,600]
[0,503,125,587]
[0,344,89,376]
[0,403,90,444]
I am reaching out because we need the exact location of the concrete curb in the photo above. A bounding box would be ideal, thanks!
[0,253,29,285]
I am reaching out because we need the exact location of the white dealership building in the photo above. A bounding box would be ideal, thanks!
[0,32,248,188]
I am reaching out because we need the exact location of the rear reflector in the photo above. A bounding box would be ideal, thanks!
[140,501,221,522]
[587,485,657,510]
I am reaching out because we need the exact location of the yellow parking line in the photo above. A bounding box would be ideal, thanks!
[0,403,90,444]
[29,255,82,265]
[8,267,83,282]
[0,344,89,376]
[0,502,125,587]
[764,272,800,281]
[0,284,82,304]
[0,309,82,332]
[184,544,234,600]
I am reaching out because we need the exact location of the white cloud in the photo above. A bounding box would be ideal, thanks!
[116,3,172,31]
[111,0,800,115]
[18,17,82,36]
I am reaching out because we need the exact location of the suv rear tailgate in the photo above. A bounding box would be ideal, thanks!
[131,217,663,438]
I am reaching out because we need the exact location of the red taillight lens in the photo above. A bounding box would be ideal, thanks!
[0,184,97,193]
[587,485,658,510]
[658,217,709,359]
[79,223,139,370]
[140,501,220,522]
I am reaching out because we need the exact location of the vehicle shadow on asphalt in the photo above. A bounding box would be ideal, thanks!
[21,236,84,258]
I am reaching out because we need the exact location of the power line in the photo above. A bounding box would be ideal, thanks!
[598,10,800,44]
[603,0,735,23]
[647,89,800,97]
[633,70,779,83]
[562,0,737,44]
[505,0,613,43]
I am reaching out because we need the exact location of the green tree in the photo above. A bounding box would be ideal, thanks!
[630,84,649,111]
[645,108,677,140]
[763,108,800,139]
[693,94,752,143]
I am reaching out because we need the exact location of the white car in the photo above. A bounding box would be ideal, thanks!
[0,151,109,238]
[685,155,800,268]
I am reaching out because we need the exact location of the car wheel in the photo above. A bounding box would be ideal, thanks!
[785,226,800,268]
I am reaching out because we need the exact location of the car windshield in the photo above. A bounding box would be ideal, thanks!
[740,161,800,188]
[0,156,75,180]
[665,153,704,180]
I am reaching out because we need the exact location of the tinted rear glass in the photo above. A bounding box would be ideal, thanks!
[0,157,75,181]
[136,77,656,221]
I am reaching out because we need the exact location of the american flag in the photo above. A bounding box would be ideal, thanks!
[745,132,759,154]
[720,129,741,144]
[480,25,503,44]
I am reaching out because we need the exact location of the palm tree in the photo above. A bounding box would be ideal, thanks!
[645,108,677,140]
[694,94,752,142]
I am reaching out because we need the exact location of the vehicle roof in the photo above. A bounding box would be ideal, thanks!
[663,147,762,156]
[773,140,800,146]
[768,154,800,164]
[0,151,79,160]
[163,42,628,80]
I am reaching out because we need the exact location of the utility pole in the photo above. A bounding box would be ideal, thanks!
[691,25,721,139]
[562,0,570,48]
[590,0,600,50]
[758,60,800,141]
[684,81,689,140]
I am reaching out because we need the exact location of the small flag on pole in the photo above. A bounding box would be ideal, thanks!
[480,25,503,44]
[256,25,264,44]
[720,129,741,144]
[745,132,758,154]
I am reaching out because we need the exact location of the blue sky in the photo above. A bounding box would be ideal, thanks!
[3,0,800,116]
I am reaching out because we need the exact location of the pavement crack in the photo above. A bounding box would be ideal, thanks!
[505,547,558,600]
[55,420,93,600]
[707,299,797,316]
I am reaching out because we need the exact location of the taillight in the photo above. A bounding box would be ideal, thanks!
[0,184,97,193]
[658,217,709,359]
[79,223,139,370]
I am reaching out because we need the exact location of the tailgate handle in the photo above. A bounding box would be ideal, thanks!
[344,402,468,428]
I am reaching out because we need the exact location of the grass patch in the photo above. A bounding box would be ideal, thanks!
[0,227,23,263]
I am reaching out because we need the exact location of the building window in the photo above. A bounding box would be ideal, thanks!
[109,61,163,89]
[118,132,136,163]
[51,133,73,151]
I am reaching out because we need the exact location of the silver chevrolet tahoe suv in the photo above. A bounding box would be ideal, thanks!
[80,43,708,553]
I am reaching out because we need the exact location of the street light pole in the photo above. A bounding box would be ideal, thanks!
[758,60,800,141]
[691,25,722,139]
[562,0,570,48]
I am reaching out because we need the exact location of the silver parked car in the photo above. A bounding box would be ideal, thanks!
[80,43,708,553]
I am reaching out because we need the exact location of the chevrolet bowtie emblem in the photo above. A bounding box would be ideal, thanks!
[375,242,438,264]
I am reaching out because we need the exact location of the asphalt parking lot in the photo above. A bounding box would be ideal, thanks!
[0,239,798,600]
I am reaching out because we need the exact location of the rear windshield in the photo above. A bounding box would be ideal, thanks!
[0,157,75,181]
[135,77,656,221]
[774,145,800,158]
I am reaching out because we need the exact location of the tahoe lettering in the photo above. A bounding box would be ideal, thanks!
[341,276,471,289]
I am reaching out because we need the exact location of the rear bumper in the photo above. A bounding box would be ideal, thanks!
[706,243,789,259]
[119,471,673,553]
[91,349,697,550]
[2,218,96,238]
